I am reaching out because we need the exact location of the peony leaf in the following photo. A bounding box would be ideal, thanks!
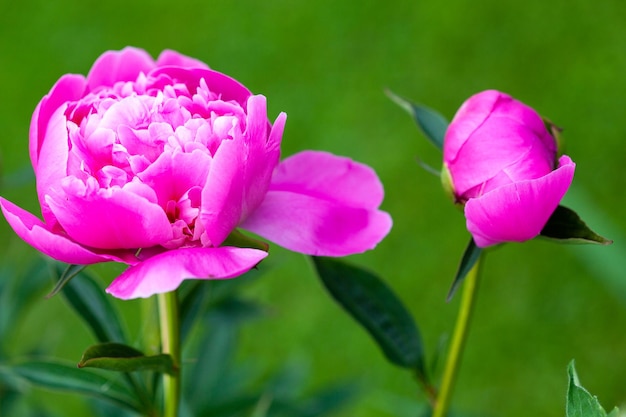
[179,280,210,342]
[311,257,426,374]
[566,361,615,417]
[386,90,448,151]
[78,342,175,375]
[57,264,127,343]
[541,205,612,245]
[447,238,482,302]
[10,359,142,411]
[45,264,86,298]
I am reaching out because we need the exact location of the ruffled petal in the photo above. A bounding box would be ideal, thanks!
[155,50,210,69]
[30,74,86,168]
[45,178,173,250]
[87,47,155,90]
[106,246,267,299]
[465,155,576,247]
[138,149,211,207]
[151,67,252,107]
[0,197,136,265]
[241,151,392,256]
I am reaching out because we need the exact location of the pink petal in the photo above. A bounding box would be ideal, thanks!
[241,151,392,256]
[444,90,500,163]
[465,155,576,247]
[106,246,268,299]
[155,50,210,69]
[200,132,245,246]
[0,197,136,265]
[444,90,555,168]
[45,178,173,250]
[35,105,73,225]
[449,120,554,197]
[200,97,283,246]
[138,150,211,207]
[242,191,392,256]
[267,150,384,208]
[87,47,155,91]
[30,74,86,168]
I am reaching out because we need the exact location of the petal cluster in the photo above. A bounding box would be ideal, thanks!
[1,47,392,299]
[443,90,575,247]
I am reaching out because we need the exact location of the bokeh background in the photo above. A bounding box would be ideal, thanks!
[1,1,626,416]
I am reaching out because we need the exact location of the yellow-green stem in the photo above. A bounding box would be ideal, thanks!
[432,255,483,417]
[158,291,180,417]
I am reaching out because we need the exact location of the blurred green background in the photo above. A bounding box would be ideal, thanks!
[1,0,626,416]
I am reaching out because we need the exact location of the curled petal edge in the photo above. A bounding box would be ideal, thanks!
[242,190,392,256]
[0,197,136,265]
[106,246,268,299]
[465,155,576,247]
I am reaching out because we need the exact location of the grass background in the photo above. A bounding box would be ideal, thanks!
[1,1,626,416]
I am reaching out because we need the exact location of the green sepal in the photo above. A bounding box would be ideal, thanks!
[311,257,426,375]
[223,229,270,252]
[447,239,482,301]
[78,342,176,375]
[541,205,612,245]
[543,117,565,157]
[440,164,457,204]
[607,408,620,417]
[10,359,142,411]
[386,90,448,151]
[566,361,616,417]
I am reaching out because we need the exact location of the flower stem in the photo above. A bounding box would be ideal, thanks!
[158,291,180,417]
[432,254,483,417]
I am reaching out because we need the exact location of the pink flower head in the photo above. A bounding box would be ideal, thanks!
[443,90,575,247]
[1,47,392,299]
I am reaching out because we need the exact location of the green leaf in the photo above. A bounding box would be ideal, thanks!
[179,280,210,342]
[447,239,483,301]
[45,264,86,298]
[386,90,448,151]
[56,264,127,343]
[312,257,425,373]
[566,361,616,417]
[10,359,141,411]
[541,205,612,245]
[78,343,175,375]
[187,316,239,410]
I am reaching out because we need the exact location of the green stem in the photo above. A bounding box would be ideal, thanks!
[432,254,483,417]
[158,291,180,417]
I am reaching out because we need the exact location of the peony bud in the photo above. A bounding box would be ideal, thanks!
[443,90,576,247]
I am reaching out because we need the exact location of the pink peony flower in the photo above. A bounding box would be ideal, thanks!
[0,47,392,299]
[442,90,576,248]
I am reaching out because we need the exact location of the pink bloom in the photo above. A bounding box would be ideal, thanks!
[1,47,391,299]
[443,90,575,247]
